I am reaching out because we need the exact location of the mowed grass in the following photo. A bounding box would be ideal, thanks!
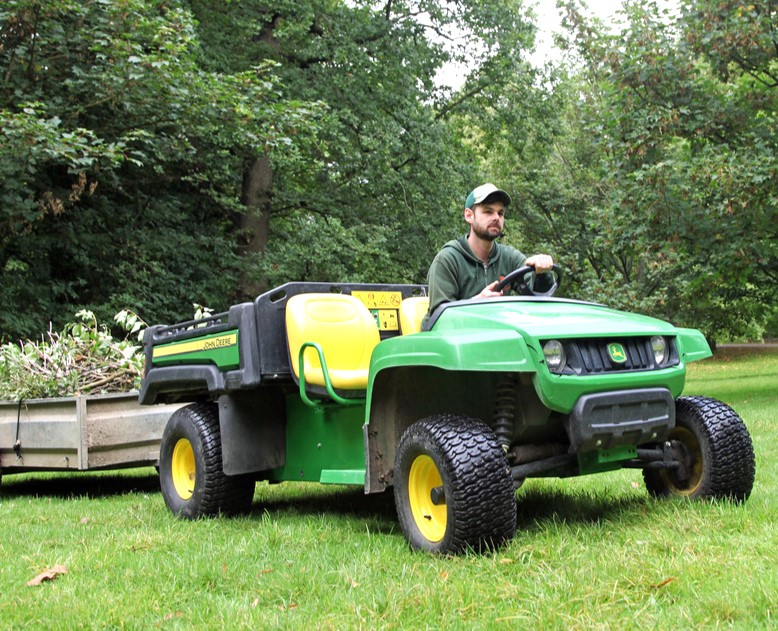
[1,348,776,629]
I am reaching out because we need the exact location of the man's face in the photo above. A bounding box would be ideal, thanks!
[466,201,505,241]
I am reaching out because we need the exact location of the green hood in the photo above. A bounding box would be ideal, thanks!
[430,297,678,338]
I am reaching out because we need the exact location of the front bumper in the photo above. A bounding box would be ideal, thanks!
[565,388,675,452]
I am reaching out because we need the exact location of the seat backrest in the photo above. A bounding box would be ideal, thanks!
[286,293,380,390]
[399,296,430,335]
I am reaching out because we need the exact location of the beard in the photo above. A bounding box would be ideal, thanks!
[472,223,502,241]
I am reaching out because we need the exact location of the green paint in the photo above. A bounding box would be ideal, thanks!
[151,329,240,370]
[267,394,366,485]
[578,446,637,475]
[320,469,366,485]
[607,342,627,363]
[369,299,695,414]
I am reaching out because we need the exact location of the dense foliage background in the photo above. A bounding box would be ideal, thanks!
[1,0,775,344]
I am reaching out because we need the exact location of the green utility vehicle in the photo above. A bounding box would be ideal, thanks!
[140,268,755,553]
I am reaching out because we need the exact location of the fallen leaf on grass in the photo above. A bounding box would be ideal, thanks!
[499,558,514,565]
[27,565,68,586]
[163,612,184,621]
[651,577,677,589]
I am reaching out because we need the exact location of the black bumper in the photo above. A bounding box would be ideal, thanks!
[566,388,675,452]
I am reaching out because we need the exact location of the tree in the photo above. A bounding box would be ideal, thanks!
[188,0,539,290]
[0,0,321,340]
[539,0,778,342]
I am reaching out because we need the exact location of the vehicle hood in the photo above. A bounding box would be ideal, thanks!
[429,297,678,339]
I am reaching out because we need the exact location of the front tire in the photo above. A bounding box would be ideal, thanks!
[394,414,517,554]
[643,396,755,501]
[159,403,254,518]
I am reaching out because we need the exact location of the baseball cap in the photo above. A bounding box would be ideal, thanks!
[465,183,512,208]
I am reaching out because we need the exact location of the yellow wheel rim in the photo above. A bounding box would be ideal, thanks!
[171,438,196,500]
[662,427,703,495]
[408,454,447,543]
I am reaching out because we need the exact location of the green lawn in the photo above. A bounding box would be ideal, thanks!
[1,348,776,629]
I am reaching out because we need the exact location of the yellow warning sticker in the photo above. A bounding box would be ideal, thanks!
[352,291,402,310]
[375,309,399,331]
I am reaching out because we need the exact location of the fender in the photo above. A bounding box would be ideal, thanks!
[363,329,537,493]
[675,327,713,364]
[367,328,535,388]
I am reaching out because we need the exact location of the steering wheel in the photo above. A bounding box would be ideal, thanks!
[493,264,562,297]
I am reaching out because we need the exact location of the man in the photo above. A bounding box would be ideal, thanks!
[425,183,555,320]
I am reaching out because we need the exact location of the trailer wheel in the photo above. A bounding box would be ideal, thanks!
[159,403,254,518]
[643,396,755,502]
[394,414,516,554]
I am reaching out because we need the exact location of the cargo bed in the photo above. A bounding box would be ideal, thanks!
[0,393,180,479]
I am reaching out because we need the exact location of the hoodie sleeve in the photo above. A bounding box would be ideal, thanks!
[426,247,461,317]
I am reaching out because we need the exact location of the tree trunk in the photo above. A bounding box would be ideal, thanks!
[239,154,272,296]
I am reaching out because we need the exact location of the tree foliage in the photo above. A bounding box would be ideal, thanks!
[504,0,778,342]
[0,0,540,341]
[0,0,321,340]
[189,0,538,288]
[1,0,775,346]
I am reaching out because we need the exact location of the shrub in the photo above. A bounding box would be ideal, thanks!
[0,310,146,400]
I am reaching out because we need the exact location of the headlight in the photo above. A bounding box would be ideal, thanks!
[543,340,567,374]
[650,336,668,365]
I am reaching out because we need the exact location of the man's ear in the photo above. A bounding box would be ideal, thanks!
[464,206,474,225]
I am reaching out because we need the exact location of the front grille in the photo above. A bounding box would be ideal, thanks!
[547,337,678,376]
[577,338,654,373]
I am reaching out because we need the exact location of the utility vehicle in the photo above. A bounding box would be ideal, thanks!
[140,268,755,553]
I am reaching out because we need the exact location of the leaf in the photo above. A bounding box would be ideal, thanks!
[27,565,68,586]
[163,612,184,621]
[651,577,677,589]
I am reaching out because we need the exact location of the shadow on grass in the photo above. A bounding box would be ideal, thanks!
[250,485,399,535]
[1,471,653,538]
[515,485,649,531]
[251,483,652,538]
[0,470,160,499]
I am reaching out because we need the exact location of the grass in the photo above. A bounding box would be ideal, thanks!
[1,347,776,629]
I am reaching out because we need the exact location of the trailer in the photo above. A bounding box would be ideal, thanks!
[0,393,181,485]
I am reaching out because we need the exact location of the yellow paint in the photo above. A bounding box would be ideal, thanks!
[153,333,237,359]
[408,454,447,543]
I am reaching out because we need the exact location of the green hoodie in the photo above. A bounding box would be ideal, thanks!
[426,235,549,320]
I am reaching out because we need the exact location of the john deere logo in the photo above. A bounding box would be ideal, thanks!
[608,342,627,363]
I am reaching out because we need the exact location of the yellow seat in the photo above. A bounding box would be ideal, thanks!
[399,296,430,335]
[286,293,380,392]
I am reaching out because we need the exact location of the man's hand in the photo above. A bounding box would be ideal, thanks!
[525,254,554,273]
[476,280,504,299]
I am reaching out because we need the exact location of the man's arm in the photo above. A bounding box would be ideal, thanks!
[426,250,461,316]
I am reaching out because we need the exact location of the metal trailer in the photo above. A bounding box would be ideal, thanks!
[0,393,180,483]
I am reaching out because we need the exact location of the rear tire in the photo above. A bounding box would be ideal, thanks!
[159,403,254,518]
[394,414,516,554]
[643,396,755,501]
